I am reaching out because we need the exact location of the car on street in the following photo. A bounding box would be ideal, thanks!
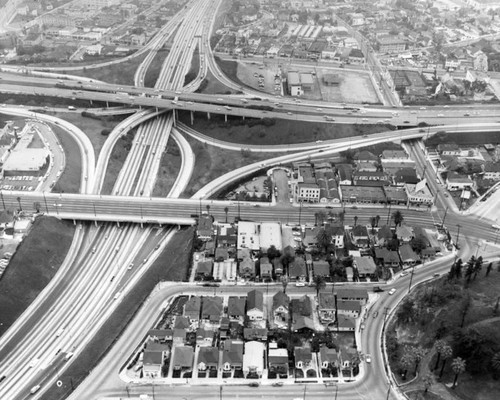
[272,382,284,387]
[249,382,259,387]
[389,288,397,295]
[365,354,372,363]
[295,282,306,287]
[401,270,408,277]
[492,224,500,230]
[373,286,384,292]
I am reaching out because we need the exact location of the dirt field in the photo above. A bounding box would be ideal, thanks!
[236,61,283,96]
[317,69,379,104]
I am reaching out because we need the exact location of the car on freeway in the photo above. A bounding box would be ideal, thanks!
[389,288,397,295]
[492,224,500,230]
[433,273,440,278]
[365,354,372,363]
[464,113,470,116]
[287,112,293,115]
[217,98,223,101]
[272,382,284,387]
[401,270,409,277]
[295,282,306,287]
[437,113,444,117]
[315,140,323,143]
[249,382,259,387]
[30,385,41,394]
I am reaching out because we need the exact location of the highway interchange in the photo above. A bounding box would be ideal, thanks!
[1,1,500,400]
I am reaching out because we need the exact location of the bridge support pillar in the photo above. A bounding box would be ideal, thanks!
[117,221,120,227]
[94,220,98,227]
[172,109,177,127]
[190,111,194,125]
[140,222,144,229]
[73,219,76,225]
[242,115,245,121]
[89,100,93,106]
[106,101,109,108]
[225,113,227,122]
[207,112,210,120]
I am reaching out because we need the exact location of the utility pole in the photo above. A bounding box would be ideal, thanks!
[386,202,392,225]
[408,266,415,292]
[43,192,49,213]
[382,307,390,333]
[0,191,5,210]
[298,200,303,226]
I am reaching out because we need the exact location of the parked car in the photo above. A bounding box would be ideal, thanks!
[388,288,397,295]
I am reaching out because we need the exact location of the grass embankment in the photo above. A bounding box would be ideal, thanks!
[178,111,389,146]
[152,137,182,197]
[41,227,195,400]
[74,52,149,85]
[51,122,82,194]
[425,130,500,147]
[183,46,200,87]
[0,217,75,338]
[0,93,108,109]
[180,136,283,198]
[53,111,126,160]
[101,127,136,195]
[144,49,170,88]
[386,264,500,400]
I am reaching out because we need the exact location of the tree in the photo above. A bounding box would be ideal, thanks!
[312,275,326,297]
[33,202,41,213]
[439,344,453,378]
[206,204,210,215]
[224,206,228,223]
[315,211,326,226]
[281,276,288,294]
[460,292,471,328]
[392,210,404,227]
[465,256,475,284]
[338,211,345,224]
[473,256,483,280]
[375,215,380,227]
[267,245,281,260]
[410,235,427,254]
[434,339,447,370]
[316,228,332,254]
[400,348,414,380]
[16,196,22,212]
[485,262,492,277]
[354,215,358,227]
[451,357,466,388]
[412,346,427,375]
[423,372,433,393]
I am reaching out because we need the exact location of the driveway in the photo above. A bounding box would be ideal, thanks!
[272,169,290,205]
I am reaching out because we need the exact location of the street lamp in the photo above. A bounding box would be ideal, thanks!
[0,190,5,210]
[298,200,303,226]
[53,203,62,216]
[455,224,461,250]
[43,192,49,213]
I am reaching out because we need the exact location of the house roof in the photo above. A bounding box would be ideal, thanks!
[174,316,191,329]
[202,297,223,317]
[377,225,393,240]
[320,345,341,364]
[337,300,362,313]
[244,327,268,340]
[291,295,312,316]
[354,256,377,275]
[198,347,219,365]
[294,346,312,362]
[336,164,353,181]
[197,260,213,274]
[143,350,163,366]
[355,150,378,161]
[375,248,400,264]
[227,296,246,316]
[335,288,369,300]
[184,296,201,314]
[268,348,288,365]
[173,346,194,368]
[399,243,418,261]
[289,257,307,277]
[351,225,369,237]
[273,290,289,310]
[247,290,264,312]
[313,260,330,277]
[396,225,414,239]
[319,292,336,310]
[243,341,265,371]
[337,315,356,329]
[223,341,244,365]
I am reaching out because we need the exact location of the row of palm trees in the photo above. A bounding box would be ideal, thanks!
[313,209,404,229]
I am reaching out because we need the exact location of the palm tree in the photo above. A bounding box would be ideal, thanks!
[491,352,500,375]
[315,211,327,226]
[473,256,483,280]
[375,215,380,227]
[224,206,228,223]
[353,215,358,227]
[312,275,326,297]
[451,357,466,388]
[338,211,345,224]
[434,339,447,370]
[16,196,22,212]
[206,204,210,215]
[439,344,453,378]
[412,346,427,375]
[392,210,404,227]
[33,202,41,213]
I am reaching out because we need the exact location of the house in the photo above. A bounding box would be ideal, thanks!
[319,345,341,370]
[396,225,414,243]
[353,256,377,279]
[173,328,186,345]
[243,341,265,378]
[376,225,393,247]
[289,257,307,282]
[296,182,321,203]
[246,290,264,321]
[483,161,500,181]
[201,297,223,323]
[272,291,290,327]
[437,143,461,156]
[197,347,219,371]
[294,346,312,369]
[313,260,330,278]
[337,300,362,318]
[273,258,284,276]
[350,225,370,248]
[335,288,368,305]
[184,297,202,322]
[143,342,169,378]
[239,258,256,279]
[172,345,194,370]
[259,256,273,279]
[318,292,336,322]
[446,172,474,191]
[227,297,246,321]
[329,224,345,248]
[197,215,214,241]
[335,315,356,331]
[243,327,268,341]
[355,150,378,162]
[196,260,213,278]
[148,329,173,343]
[399,244,418,267]
[375,248,400,268]
[196,327,214,345]
[336,164,353,185]
[222,340,244,371]
[268,347,288,375]
[405,181,433,207]
[174,316,191,330]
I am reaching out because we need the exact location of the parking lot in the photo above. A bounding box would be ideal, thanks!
[1,175,40,191]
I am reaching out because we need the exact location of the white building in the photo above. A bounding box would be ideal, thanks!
[259,222,282,251]
[243,341,265,378]
[237,221,260,251]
